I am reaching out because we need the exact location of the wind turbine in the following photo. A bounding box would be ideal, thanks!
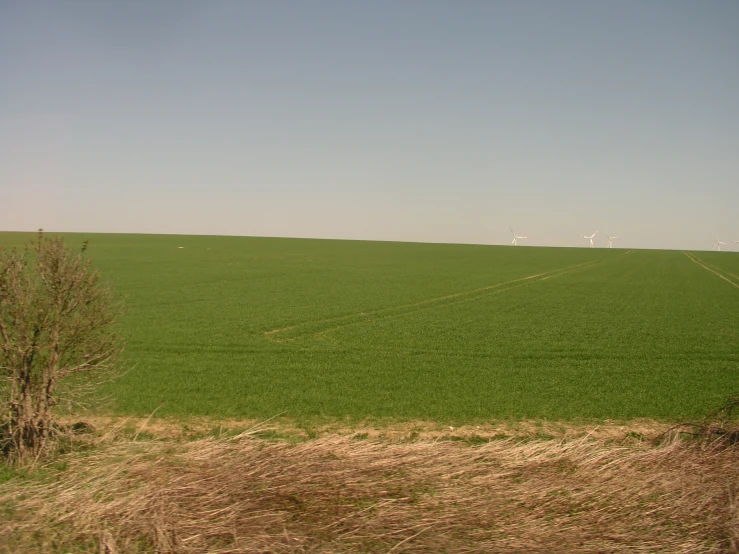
[714,237,727,251]
[510,227,527,246]
[580,230,598,248]
[605,234,618,249]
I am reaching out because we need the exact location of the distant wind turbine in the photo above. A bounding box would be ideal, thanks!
[714,237,727,251]
[605,234,618,249]
[510,227,528,246]
[580,230,598,248]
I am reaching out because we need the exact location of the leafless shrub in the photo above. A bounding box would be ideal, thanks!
[0,231,123,464]
[656,393,739,447]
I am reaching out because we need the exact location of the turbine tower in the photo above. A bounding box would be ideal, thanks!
[714,237,727,251]
[510,227,528,246]
[580,230,598,248]
[605,234,618,249]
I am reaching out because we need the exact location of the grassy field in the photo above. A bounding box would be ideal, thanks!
[1,231,737,422]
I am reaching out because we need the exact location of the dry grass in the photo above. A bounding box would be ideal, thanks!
[0,423,737,553]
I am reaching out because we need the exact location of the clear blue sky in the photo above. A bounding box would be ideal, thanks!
[1,1,737,250]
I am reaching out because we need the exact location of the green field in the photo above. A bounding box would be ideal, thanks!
[1,232,737,422]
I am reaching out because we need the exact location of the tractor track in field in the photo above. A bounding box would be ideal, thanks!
[265,252,633,343]
[691,254,739,282]
[683,251,739,290]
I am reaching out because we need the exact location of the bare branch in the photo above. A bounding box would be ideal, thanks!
[0,234,124,463]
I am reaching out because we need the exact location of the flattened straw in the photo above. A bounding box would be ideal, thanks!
[133,404,164,441]
[387,524,433,552]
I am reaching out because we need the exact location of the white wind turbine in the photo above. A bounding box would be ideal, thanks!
[605,233,618,249]
[714,237,727,251]
[510,227,528,246]
[581,230,598,248]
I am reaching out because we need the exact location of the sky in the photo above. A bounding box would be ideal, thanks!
[1,0,738,250]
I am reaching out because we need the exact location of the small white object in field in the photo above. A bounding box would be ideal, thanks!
[177,246,184,249]
[449,426,454,431]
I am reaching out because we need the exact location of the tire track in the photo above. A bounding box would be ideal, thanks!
[265,253,631,343]
[682,251,739,290]
[692,256,739,282]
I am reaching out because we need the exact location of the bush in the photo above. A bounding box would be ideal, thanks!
[0,231,123,464]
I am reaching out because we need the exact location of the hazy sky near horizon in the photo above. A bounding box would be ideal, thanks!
[1,1,738,250]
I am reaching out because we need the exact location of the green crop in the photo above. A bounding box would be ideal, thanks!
[1,232,736,422]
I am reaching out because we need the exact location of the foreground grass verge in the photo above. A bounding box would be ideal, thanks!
[1,420,737,553]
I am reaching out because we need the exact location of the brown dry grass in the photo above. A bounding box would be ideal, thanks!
[1,421,737,553]
[50,414,677,443]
